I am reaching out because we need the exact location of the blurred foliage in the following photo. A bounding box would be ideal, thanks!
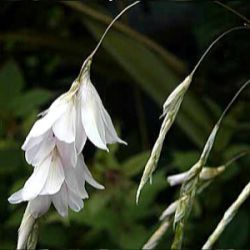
[0,1,250,249]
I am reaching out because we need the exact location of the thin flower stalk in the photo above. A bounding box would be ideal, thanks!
[202,181,250,249]
[136,25,247,203]
[171,79,250,250]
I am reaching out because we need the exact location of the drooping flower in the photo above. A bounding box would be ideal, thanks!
[21,91,81,167]
[8,1,140,248]
[76,62,127,151]
[9,151,104,217]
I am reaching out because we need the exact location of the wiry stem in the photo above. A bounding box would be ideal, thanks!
[202,181,250,249]
[62,1,186,76]
[78,1,140,78]
[190,26,247,76]
[214,1,250,24]
[89,1,140,58]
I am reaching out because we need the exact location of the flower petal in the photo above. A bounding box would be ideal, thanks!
[79,77,107,150]
[25,131,55,167]
[56,139,77,168]
[80,154,104,190]
[22,132,45,151]
[23,94,68,140]
[64,155,89,199]
[29,195,51,218]
[22,154,52,201]
[75,100,87,154]
[68,189,84,212]
[40,152,64,195]
[52,183,68,217]
[101,107,127,145]
[8,189,23,204]
[53,99,76,143]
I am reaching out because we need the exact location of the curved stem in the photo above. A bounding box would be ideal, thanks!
[89,1,140,58]
[62,1,187,76]
[214,1,250,24]
[217,79,250,125]
[190,26,247,76]
[224,150,250,167]
[77,1,140,80]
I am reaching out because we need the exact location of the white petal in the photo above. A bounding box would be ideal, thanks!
[22,155,52,201]
[80,154,104,190]
[24,94,68,140]
[63,164,80,196]
[56,139,77,168]
[79,77,108,150]
[22,131,45,151]
[53,100,76,143]
[68,189,84,212]
[167,171,189,186]
[64,155,89,199]
[29,195,51,218]
[101,107,127,145]
[40,152,64,195]
[25,131,55,167]
[8,189,23,204]
[75,156,89,199]
[75,100,87,154]
[52,183,68,217]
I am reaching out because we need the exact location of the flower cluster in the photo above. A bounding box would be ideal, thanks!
[8,59,126,218]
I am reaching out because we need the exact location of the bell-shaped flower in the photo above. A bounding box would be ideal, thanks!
[77,69,127,151]
[22,92,83,167]
[9,148,104,217]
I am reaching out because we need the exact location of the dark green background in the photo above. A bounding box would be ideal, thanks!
[0,1,250,248]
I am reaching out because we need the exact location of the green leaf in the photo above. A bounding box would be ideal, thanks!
[84,20,212,147]
[0,61,24,110]
[10,89,52,117]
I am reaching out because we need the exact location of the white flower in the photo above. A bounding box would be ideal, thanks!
[9,153,104,217]
[77,69,127,151]
[10,59,125,217]
[23,70,126,166]
[22,92,82,167]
